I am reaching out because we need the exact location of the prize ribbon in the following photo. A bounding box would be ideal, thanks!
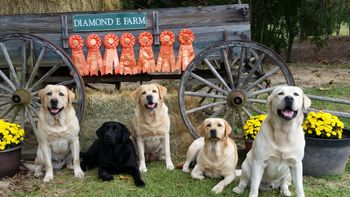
[103,33,119,75]
[68,35,88,76]
[176,29,195,71]
[137,32,155,73]
[157,30,176,72]
[120,33,137,75]
[86,34,103,76]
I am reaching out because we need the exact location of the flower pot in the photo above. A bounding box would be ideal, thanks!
[303,129,350,176]
[0,145,22,178]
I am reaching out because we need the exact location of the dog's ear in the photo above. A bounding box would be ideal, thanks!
[119,123,131,142]
[96,124,106,138]
[66,87,75,106]
[196,121,206,137]
[38,87,47,104]
[156,84,167,100]
[131,87,141,102]
[223,120,232,137]
[303,94,311,111]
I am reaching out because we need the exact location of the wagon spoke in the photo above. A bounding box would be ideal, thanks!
[247,98,267,104]
[241,53,266,88]
[0,99,12,107]
[28,105,39,117]
[235,108,245,127]
[222,49,235,89]
[307,95,350,105]
[242,106,252,117]
[19,107,25,129]
[210,105,227,118]
[11,106,20,123]
[186,101,226,114]
[245,66,280,92]
[204,58,231,91]
[58,79,75,86]
[0,93,12,98]
[0,104,15,118]
[21,41,27,87]
[25,107,37,135]
[0,69,16,91]
[0,43,20,87]
[30,61,63,91]
[190,73,227,95]
[244,104,266,115]
[247,86,275,97]
[234,46,245,87]
[184,91,226,99]
[26,47,46,89]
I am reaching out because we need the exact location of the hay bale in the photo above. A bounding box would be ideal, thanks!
[0,0,122,15]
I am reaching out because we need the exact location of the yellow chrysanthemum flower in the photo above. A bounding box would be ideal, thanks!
[244,114,267,140]
[0,119,25,151]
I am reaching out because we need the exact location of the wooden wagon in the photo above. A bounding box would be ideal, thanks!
[0,3,349,138]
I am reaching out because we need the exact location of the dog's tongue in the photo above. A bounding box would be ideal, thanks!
[50,108,60,114]
[282,109,294,118]
[146,103,156,109]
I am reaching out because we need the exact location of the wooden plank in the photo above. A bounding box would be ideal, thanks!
[0,4,249,34]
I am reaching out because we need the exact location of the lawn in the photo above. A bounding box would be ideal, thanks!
[6,160,350,197]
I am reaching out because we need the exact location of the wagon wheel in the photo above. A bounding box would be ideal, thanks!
[179,40,294,138]
[0,33,85,134]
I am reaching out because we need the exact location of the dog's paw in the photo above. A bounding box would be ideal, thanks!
[43,175,53,183]
[135,179,145,187]
[34,171,43,177]
[101,174,114,181]
[233,186,244,194]
[191,173,204,180]
[212,184,224,194]
[280,188,292,197]
[139,166,148,173]
[74,169,85,179]
[182,166,190,173]
[166,162,175,171]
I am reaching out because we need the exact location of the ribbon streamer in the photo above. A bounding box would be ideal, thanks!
[120,33,138,75]
[176,29,195,71]
[103,33,119,75]
[86,34,103,76]
[68,34,88,76]
[137,32,156,73]
[157,30,176,72]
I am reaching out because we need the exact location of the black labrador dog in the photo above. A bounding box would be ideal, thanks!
[81,121,145,187]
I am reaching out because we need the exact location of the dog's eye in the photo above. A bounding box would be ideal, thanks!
[278,92,284,96]
[59,92,64,96]
[142,91,146,95]
[217,123,222,127]
[206,123,211,127]
[152,90,157,93]
[294,92,299,96]
[47,92,52,96]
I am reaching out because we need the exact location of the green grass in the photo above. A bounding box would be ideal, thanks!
[6,160,350,197]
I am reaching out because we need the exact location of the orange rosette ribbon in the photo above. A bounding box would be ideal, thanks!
[120,33,138,75]
[157,30,176,72]
[137,32,156,73]
[68,34,88,76]
[86,34,103,76]
[103,33,119,75]
[176,29,195,71]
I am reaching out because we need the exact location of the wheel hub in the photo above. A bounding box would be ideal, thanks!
[12,88,32,106]
[227,90,246,108]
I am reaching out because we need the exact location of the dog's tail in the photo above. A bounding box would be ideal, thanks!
[235,169,242,177]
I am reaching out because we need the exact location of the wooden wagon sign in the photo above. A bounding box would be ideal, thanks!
[72,12,147,32]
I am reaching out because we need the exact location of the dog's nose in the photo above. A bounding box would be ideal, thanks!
[284,96,294,104]
[146,95,153,102]
[210,129,217,138]
[50,99,58,106]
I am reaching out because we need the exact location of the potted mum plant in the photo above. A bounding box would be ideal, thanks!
[0,119,25,178]
[302,111,350,176]
[243,114,267,151]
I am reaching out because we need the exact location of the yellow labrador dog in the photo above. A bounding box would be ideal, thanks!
[182,118,238,193]
[33,85,84,182]
[233,86,311,197]
[131,83,174,173]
